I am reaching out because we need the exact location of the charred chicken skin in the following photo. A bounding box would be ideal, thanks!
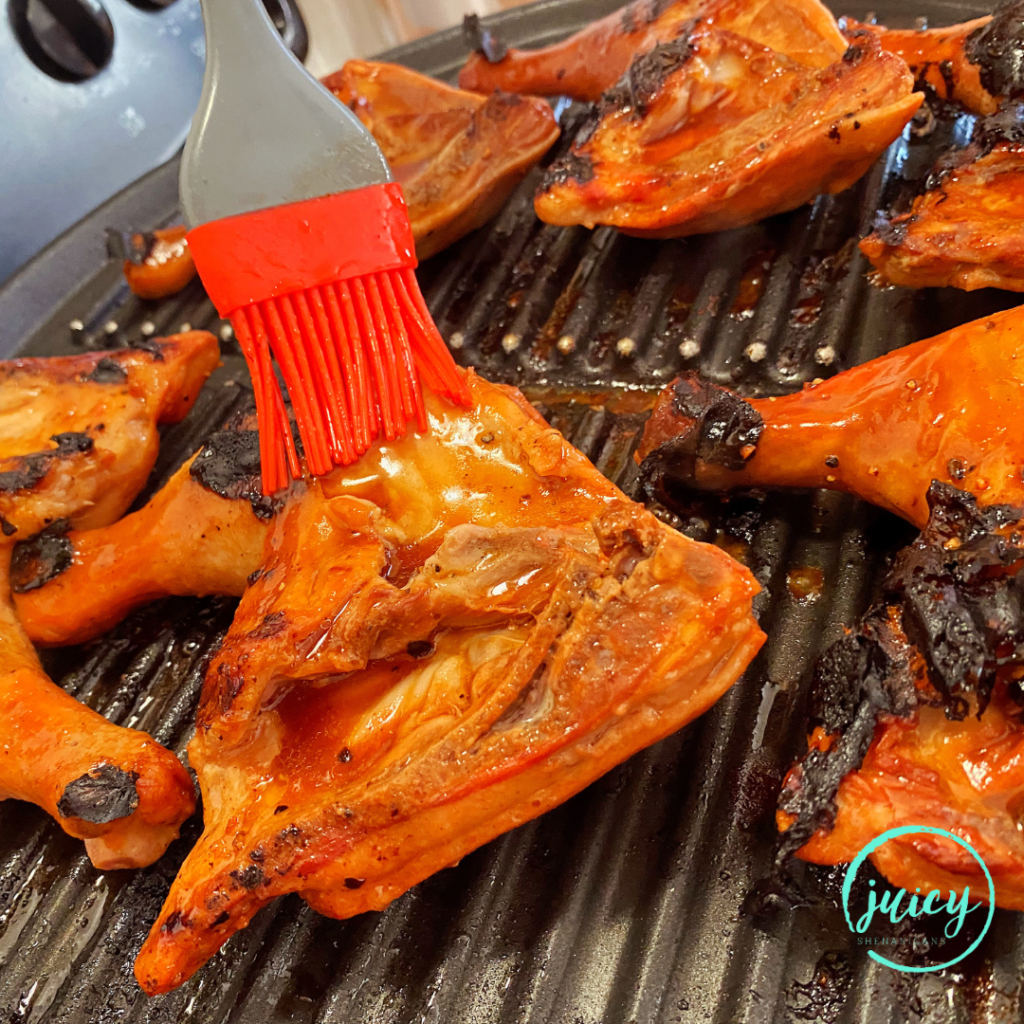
[459,0,848,102]
[534,27,920,237]
[323,60,560,260]
[13,410,272,647]
[776,485,1024,911]
[638,304,1024,529]
[861,106,1024,292]
[845,0,1024,116]
[133,371,765,994]
[0,333,219,869]
[637,305,1024,910]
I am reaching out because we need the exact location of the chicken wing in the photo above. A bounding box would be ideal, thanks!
[133,371,765,994]
[322,60,560,260]
[0,333,220,537]
[13,409,272,647]
[860,107,1024,291]
[776,484,1024,910]
[637,303,1024,528]
[845,0,1024,116]
[0,333,219,869]
[458,0,847,102]
[533,27,920,237]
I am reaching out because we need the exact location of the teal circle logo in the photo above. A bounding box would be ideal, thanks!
[841,825,995,973]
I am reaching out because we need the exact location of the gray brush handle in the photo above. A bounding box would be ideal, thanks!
[181,0,391,228]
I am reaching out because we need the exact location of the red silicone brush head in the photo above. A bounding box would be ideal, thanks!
[186,183,471,493]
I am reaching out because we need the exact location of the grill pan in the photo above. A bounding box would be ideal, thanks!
[0,2,1021,1021]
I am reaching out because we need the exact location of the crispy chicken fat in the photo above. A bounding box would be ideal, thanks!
[132,372,765,994]
[0,333,219,869]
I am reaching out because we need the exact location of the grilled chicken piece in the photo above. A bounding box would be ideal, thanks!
[638,304,1024,529]
[776,484,1024,910]
[459,0,847,102]
[0,333,220,537]
[14,411,272,648]
[861,108,1024,292]
[322,61,560,260]
[109,226,197,301]
[134,371,765,994]
[846,0,1024,116]
[0,333,219,869]
[845,16,996,115]
[792,694,1024,910]
[534,28,920,237]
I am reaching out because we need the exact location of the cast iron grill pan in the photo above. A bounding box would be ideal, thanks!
[0,3,1019,1021]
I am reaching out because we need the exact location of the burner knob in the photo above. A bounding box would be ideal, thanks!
[10,0,114,81]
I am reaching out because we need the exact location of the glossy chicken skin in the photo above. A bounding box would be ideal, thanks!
[14,419,271,647]
[322,61,560,260]
[639,305,1024,528]
[0,557,196,871]
[861,141,1024,292]
[0,333,219,869]
[0,333,220,537]
[134,371,765,994]
[121,225,197,300]
[787,689,1024,909]
[459,0,847,102]
[534,28,920,237]
[846,16,997,115]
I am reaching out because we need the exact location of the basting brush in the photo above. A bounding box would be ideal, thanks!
[180,0,471,494]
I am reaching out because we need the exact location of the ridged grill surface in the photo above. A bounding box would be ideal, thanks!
[2,2,1022,1021]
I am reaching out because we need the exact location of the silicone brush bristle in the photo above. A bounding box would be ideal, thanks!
[187,183,472,494]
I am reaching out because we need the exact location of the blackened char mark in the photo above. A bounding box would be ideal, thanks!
[189,428,281,520]
[52,432,94,455]
[11,518,73,593]
[966,0,1024,101]
[886,482,1024,718]
[56,764,140,823]
[539,152,594,192]
[0,454,52,494]
[229,864,266,890]
[130,337,166,361]
[0,432,94,494]
[639,374,763,503]
[605,33,696,119]
[755,483,1024,913]
[86,358,128,384]
[972,100,1024,150]
[463,13,507,63]
[775,628,914,865]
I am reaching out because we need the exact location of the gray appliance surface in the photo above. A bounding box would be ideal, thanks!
[0,0,307,286]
